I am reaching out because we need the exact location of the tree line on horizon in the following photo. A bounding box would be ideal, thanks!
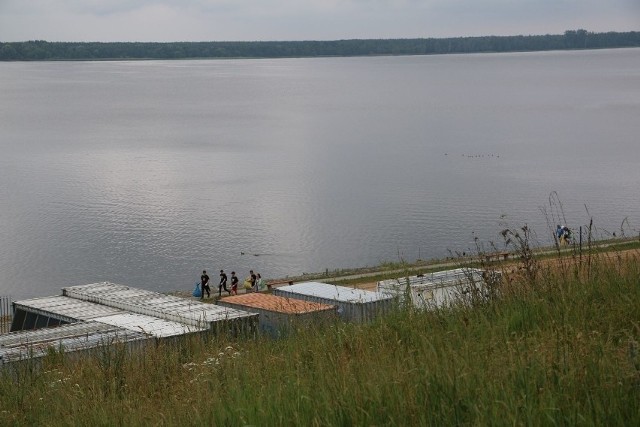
[1,30,639,61]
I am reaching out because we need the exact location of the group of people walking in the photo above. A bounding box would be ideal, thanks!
[199,268,263,299]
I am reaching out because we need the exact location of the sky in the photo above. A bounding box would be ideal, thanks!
[0,0,638,42]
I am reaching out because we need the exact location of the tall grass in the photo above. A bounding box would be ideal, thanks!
[1,250,639,425]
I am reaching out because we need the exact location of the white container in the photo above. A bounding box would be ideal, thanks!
[273,282,393,322]
[377,268,497,309]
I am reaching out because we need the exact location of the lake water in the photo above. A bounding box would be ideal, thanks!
[1,48,639,300]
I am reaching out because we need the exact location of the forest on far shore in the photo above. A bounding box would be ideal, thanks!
[1,30,639,61]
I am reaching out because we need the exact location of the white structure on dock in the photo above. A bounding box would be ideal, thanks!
[377,268,499,309]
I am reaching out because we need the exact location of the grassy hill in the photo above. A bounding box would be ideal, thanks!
[1,245,639,425]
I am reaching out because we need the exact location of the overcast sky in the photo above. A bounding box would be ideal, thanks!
[0,0,638,42]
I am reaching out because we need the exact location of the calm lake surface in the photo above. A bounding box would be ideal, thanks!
[1,48,639,300]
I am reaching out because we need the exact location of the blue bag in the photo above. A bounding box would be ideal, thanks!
[192,282,202,298]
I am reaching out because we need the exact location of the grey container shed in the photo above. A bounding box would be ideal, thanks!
[273,281,393,322]
[377,268,498,309]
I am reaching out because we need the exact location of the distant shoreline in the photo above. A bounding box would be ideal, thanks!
[2,30,639,61]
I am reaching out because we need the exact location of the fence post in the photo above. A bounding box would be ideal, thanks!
[1,295,13,334]
[579,226,583,260]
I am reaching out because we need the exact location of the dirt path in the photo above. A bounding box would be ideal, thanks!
[339,247,640,291]
[171,242,640,298]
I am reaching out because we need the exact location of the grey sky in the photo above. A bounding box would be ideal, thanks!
[0,0,638,42]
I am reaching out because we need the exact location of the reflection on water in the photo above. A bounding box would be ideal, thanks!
[1,49,640,299]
